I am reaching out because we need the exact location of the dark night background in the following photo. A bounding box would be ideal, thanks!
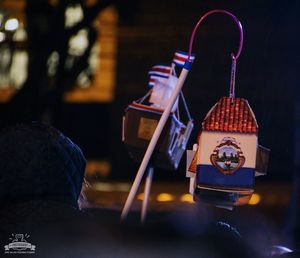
[0,0,300,256]
[1,0,299,182]
[64,1,299,182]
[0,0,298,182]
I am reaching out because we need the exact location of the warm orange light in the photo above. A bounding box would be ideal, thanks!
[180,194,194,203]
[137,193,144,201]
[157,193,174,202]
[248,193,261,205]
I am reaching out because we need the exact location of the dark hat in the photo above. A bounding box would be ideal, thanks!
[0,122,86,208]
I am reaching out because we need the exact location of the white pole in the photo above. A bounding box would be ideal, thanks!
[141,165,154,223]
[121,67,190,220]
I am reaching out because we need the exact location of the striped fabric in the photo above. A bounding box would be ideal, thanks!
[148,65,171,78]
[148,65,172,88]
[148,76,157,88]
[173,50,196,67]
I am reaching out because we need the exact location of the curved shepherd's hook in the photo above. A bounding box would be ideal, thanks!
[188,9,244,60]
[188,9,244,99]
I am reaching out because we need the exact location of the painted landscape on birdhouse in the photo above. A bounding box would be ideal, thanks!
[210,137,245,175]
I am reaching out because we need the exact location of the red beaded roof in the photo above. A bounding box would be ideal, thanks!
[202,97,258,133]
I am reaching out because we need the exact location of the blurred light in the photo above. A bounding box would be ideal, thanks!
[248,193,261,205]
[49,0,59,6]
[65,4,83,28]
[180,194,194,203]
[12,26,27,42]
[0,13,4,26]
[92,182,130,192]
[85,160,111,177]
[271,245,293,256]
[115,183,131,192]
[68,29,88,56]
[92,183,114,192]
[137,193,144,201]
[0,32,5,42]
[47,51,59,77]
[5,18,19,31]
[157,193,174,202]
[10,51,28,89]
[77,71,91,88]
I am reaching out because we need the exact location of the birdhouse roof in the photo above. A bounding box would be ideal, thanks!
[202,97,258,133]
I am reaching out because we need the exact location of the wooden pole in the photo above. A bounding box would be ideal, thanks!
[141,164,154,223]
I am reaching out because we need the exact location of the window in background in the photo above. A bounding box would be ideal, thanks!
[0,1,117,104]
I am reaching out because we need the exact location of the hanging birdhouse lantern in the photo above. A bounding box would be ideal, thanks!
[185,10,270,209]
[122,52,195,170]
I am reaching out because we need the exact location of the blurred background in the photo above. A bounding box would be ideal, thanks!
[0,0,299,250]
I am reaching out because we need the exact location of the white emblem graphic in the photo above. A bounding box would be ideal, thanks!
[210,137,245,175]
[4,234,36,254]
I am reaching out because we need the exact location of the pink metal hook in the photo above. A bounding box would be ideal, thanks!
[188,9,244,61]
